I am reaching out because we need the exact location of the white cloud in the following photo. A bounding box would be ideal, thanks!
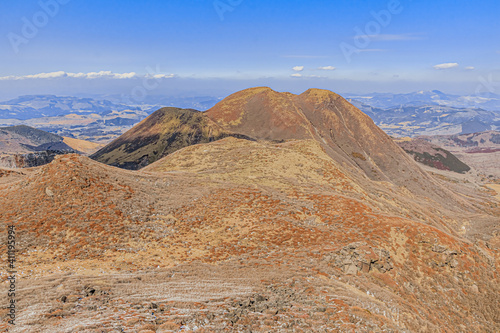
[113,72,138,79]
[71,71,137,79]
[0,71,69,80]
[67,72,88,79]
[292,66,304,72]
[26,71,68,79]
[465,66,475,70]
[89,71,112,79]
[291,73,302,78]
[318,66,336,70]
[433,63,459,70]
[151,74,176,79]
[0,71,176,80]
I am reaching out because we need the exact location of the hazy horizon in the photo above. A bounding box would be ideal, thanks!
[0,77,496,102]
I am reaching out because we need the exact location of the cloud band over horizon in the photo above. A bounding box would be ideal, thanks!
[0,71,177,81]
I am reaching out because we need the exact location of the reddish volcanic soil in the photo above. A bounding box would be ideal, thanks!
[0,142,498,332]
[0,88,499,332]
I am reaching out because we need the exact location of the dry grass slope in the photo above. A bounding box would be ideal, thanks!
[0,137,498,331]
[0,89,498,332]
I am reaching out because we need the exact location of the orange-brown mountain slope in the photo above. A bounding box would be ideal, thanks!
[95,88,467,204]
[91,107,252,169]
[206,87,417,185]
[93,88,494,236]
[0,138,499,331]
[0,88,498,332]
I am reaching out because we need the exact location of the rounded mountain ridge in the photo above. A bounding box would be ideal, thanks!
[204,86,421,186]
[92,86,442,201]
[205,87,366,131]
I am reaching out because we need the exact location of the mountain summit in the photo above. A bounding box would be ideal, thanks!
[94,87,409,178]
[205,87,418,183]
[92,88,476,225]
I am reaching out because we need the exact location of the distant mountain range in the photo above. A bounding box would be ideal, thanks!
[99,94,224,112]
[349,101,500,137]
[345,90,500,136]
[0,94,222,120]
[2,92,500,140]
[0,95,140,120]
[345,90,500,111]
[0,95,224,143]
[0,95,150,143]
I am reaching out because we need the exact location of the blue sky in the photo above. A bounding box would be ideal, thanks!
[0,0,499,98]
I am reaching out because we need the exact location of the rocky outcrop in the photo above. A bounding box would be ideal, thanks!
[0,150,75,168]
[324,242,393,274]
[0,168,23,177]
[430,244,459,268]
